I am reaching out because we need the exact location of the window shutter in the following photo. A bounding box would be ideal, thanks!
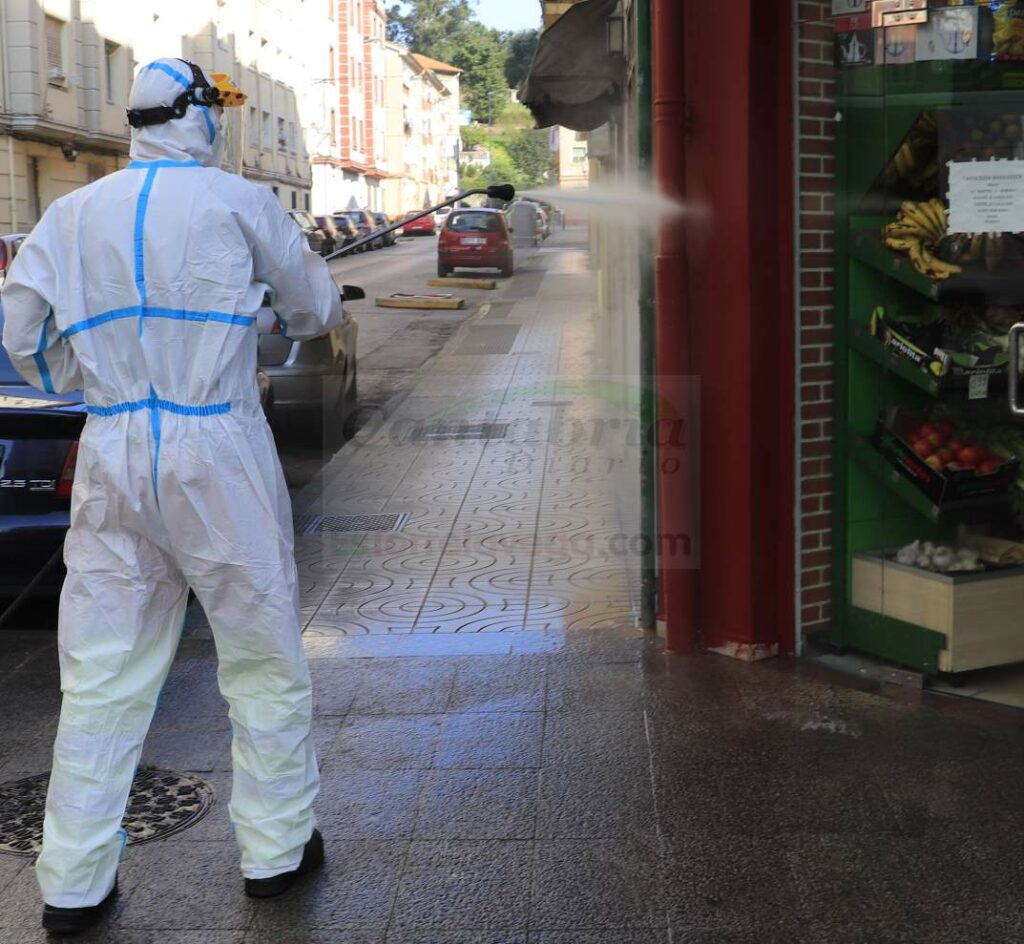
[45,17,64,78]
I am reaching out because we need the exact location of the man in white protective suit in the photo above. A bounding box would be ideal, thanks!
[0,59,340,935]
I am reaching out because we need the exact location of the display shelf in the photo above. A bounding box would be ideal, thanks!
[844,606,946,676]
[848,430,1012,522]
[837,61,1024,108]
[849,229,1024,304]
[849,323,1008,407]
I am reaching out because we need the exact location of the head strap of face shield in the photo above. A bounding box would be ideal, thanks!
[126,60,220,129]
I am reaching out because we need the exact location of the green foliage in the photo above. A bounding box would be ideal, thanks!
[503,30,539,89]
[388,2,550,189]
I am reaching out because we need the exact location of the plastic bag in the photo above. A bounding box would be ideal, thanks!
[992,0,1024,61]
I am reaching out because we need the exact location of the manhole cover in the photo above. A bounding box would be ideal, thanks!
[0,767,215,856]
[294,512,410,535]
[411,423,508,442]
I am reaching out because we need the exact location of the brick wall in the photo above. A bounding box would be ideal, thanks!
[796,0,837,637]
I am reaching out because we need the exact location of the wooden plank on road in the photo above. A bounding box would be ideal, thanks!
[376,296,466,310]
[426,278,497,290]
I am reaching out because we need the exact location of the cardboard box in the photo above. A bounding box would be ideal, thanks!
[853,550,1024,672]
[871,408,1020,505]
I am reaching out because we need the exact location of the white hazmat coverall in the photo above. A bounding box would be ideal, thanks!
[0,59,341,908]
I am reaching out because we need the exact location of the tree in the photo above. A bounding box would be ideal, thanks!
[504,129,556,189]
[385,1,508,124]
[453,23,508,123]
[503,30,539,89]
[386,0,474,50]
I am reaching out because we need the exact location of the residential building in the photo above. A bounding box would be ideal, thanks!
[0,0,330,233]
[315,0,388,214]
[382,44,461,219]
[0,0,131,233]
[554,126,589,189]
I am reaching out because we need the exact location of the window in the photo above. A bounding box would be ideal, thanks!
[572,147,587,163]
[288,121,296,152]
[45,16,65,84]
[104,42,118,103]
[261,110,271,149]
[248,106,258,146]
[330,109,337,146]
[27,157,40,223]
[277,116,286,150]
[329,46,335,83]
[305,192,310,211]
[291,190,297,209]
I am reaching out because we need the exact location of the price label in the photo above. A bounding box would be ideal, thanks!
[968,372,990,401]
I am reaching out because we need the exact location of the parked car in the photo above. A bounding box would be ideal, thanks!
[437,208,514,279]
[286,209,326,254]
[0,317,273,603]
[0,234,29,289]
[315,215,357,256]
[349,209,385,250]
[402,211,436,236]
[434,205,452,229]
[257,287,360,446]
[331,213,367,253]
[373,212,397,247]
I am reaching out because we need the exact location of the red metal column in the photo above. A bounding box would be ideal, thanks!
[654,0,796,657]
[653,0,698,651]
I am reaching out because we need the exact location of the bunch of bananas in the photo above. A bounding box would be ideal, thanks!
[938,232,1007,273]
[883,113,939,192]
[883,200,962,281]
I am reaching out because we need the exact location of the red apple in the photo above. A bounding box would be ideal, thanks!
[978,459,1000,475]
[927,431,948,447]
[946,438,964,452]
[957,446,983,467]
[919,422,939,438]
[937,447,956,463]
[925,454,946,472]
[938,421,955,436]
[913,440,935,459]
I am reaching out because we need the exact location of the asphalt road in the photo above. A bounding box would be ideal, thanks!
[276,232,487,491]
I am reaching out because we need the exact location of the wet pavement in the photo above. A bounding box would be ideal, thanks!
[2,229,1024,942]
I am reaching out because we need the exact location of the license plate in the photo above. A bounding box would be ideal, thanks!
[460,237,487,246]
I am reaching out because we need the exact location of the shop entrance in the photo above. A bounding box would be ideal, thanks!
[800,1,1024,709]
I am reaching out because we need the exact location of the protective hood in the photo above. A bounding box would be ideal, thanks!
[128,59,223,166]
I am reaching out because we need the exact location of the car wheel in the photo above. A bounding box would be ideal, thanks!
[437,263,451,278]
[322,238,335,256]
[500,262,514,278]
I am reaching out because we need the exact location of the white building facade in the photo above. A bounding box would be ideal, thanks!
[1,0,335,233]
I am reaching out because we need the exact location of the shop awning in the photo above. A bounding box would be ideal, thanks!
[518,0,625,132]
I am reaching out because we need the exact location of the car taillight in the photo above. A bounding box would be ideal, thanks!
[271,320,282,334]
[57,442,79,500]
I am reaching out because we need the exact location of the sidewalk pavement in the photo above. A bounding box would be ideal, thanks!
[1,229,1024,942]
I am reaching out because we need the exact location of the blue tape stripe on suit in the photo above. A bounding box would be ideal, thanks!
[149,384,162,499]
[34,313,55,393]
[127,160,201,169]
[144,62,191,89]
[61,307,255,338]
[134,168,158,334]
[86,396,232,418]
[197,105,216,143]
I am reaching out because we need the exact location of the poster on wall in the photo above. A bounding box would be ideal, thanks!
[947,159,1024,234]
[915,7,980,61]
[835,14,876,67]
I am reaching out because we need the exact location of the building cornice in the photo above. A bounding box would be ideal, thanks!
[0,113,131,157]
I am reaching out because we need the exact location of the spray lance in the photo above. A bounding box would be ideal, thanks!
[324,184,516,262]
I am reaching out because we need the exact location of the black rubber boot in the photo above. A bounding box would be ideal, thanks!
[42,879,118,936]
[244,829,324,899]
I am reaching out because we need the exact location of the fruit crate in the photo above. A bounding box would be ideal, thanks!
[852,550,1024,673]
[871,409,1020,506]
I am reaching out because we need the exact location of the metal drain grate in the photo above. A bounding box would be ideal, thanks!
[0,768,215,856]
[412,423,508,442]
[294,512,410,535]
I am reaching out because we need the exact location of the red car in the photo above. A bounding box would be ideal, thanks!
[437,208,514,278]
[402,211,436,236]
